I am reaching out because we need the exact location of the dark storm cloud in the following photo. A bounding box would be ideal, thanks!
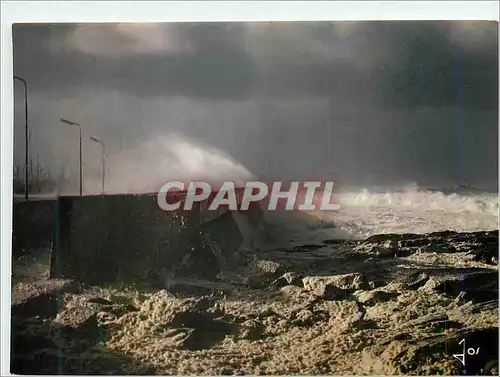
[374,22,498,110]
[13,21,498,109]
[13,23,257,99]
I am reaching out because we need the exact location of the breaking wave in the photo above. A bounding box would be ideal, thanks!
[86,134,254,194]
[313,187,499,239]
[337,188,499,216]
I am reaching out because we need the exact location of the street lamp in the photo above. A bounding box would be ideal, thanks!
[90,136,106,194]
[60,118,83,196]
[14,76,28,202]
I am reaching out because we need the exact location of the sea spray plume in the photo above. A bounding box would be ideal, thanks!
[97,133,255,195]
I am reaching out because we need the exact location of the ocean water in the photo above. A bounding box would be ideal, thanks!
[255,187,498,247]
[306,187,499,240]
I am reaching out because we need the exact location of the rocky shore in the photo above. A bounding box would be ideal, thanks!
[10,230,498,375]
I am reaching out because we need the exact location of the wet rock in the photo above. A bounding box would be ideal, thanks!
[457,328,499,375]
[382,240,399,249]
[356,238,412,257]
[323,300,366,331]
[482,360,498,375]
[54,294,139,335]
[452,291,468,305]
[357,245,395,258]
[272,272,303,288]
[279,285,306,300]
[216,271,247,285]
[399,272,430,290]
[383,281,407,293]
[379,331,412,345]
[284,244,324,253]
[465,242,499,265]
[163,310,235,350]
[363,233,421,244]
[192,296,216,312]
[54,304,98,330]
[323,239,350,245]
[107,303,139,318]
[474,299,499,311]
[11,293,63,319]
[418,245,457,253]
[167,282,215,296]
[302,273,369,293]
[364,257,375,265]
[164,278,235,297]
[107,293,146,308]
[370,279,390,289]
[454,230,497,245]
[11,352,71,375]
[12,279,80,307]
[87,297,114,306]
[237,319,265,340]
[219,367,235,375]
[420,271,498,303]
[408,314,449,328]
[361,231,498,265]
[244,260,282,288]
[398,238,431,248]
[393,327,498,375]
[315,284,350,301]
[11,333,58,368]
[419,277,443,292]
[356,290,398,305]
[291,309,329,327]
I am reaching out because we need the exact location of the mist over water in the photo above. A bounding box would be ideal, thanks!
[79,134,255,195]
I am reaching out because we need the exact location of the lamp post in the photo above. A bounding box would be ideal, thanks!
[90,136,106,194]
[60,118,83,196]
[14,76,28,202]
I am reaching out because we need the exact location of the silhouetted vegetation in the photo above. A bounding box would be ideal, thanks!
[13,159,56,194]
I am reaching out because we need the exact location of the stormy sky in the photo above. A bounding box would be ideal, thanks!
[12,21,498,193]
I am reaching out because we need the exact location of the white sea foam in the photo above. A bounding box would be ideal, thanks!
[314,188,499,239]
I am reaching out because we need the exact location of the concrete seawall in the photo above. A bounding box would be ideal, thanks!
[48,194,263,285]
[12,200,56,256]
